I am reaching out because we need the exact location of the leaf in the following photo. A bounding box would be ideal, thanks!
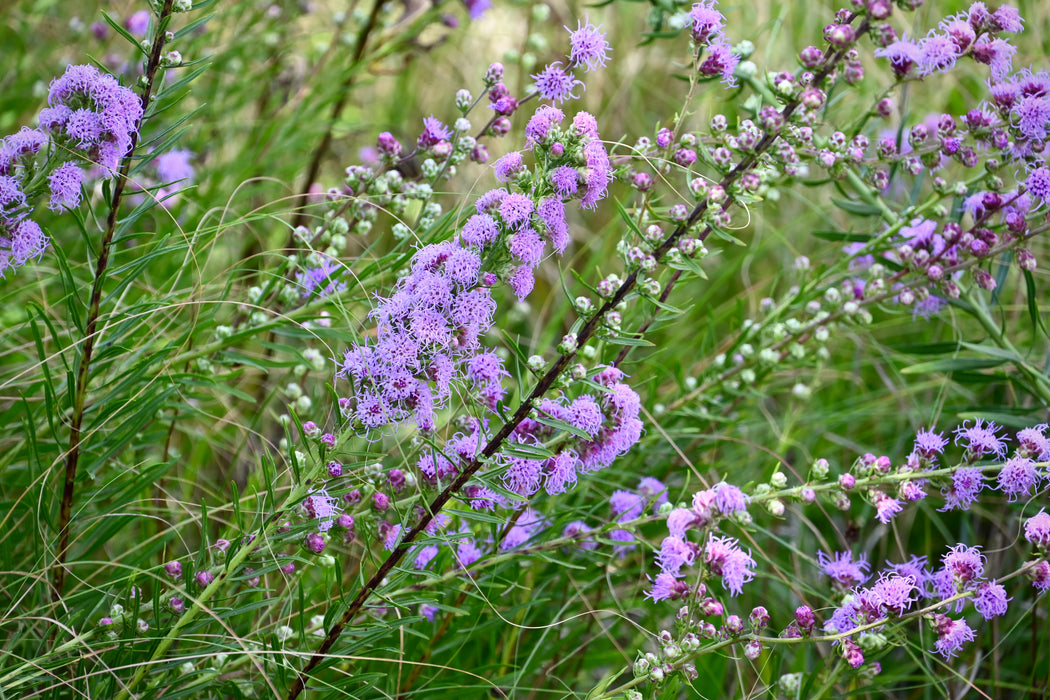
[810,230,872,242]
[901,358,1008,374]
[831,197,882,216]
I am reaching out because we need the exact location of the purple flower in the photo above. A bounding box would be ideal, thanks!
[462,0,490,21]
[417,116,451,149]
[296,259,346,298]
[932,615,974,659]
[47,162,85,211]
[871,489,903,523]
[943,544,985,588]
[1017,424,1050,460]
[1027,166,1050,204]
[1015,94,1050,142]
[713,482,749,515]
[817,550,871,589]
[997,455,1041,501]
[125,10,151,36]
[493,151,525,182]
[154,149,194,184]
[550,165,580,197]
[656,535,695,576]
[637,477,669,510]
[704,534,755,596]
[524,105,563,146]
[912,427,947,460]
[531,62,583,104]
[688,1,725,45]
[566,17,611,73]
[973,580,1010,619]
[1024,510,1050,548]
[699,38,739,87]
[580,140,611,209]
[940,466,985,511]
[954,418,1008,460]
[499,192,534,228]
[610,489,645,521]
[646,572,690,602]
[509,227,545,265]
[918,33,960,76]
[874,36,921,76]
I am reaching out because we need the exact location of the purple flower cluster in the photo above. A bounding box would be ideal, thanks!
[648,482,756,601]
[687,1,739,87]
[495,365,643,502]
[337,238,496,431]
[40,64,143,173]
[873,4,1023,80]
[823,542,1014,667]
[530,16,610,103]
[1,64,142,277]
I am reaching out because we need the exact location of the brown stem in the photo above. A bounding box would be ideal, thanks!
[284,24,869,699]
[51,1,177,602]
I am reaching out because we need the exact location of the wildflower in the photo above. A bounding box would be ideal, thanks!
[656,536,695,576]
[874,36,921,76]
[940,466,985,511]
[646,572,690,602]
[531,62,583,104]
[943,544,985,588]
[704,534,756,596]
[954,418,1008,460]
[524,105,563,146]
[699,38,739,87]
[1024,510,1050,548]
[932,614,974,659]
[997,455,1041,501]
[713,482,749,515]
[1016,424,1050,460]
[493,151,525,182]
[417,116,451,149]
[917,33,960,76]
[688,1,725,45]
[47,162,85,210]
[817,550,871,589]
[973,580,1010,619]
[164,561,182,579]
[912,427,947,460]
[566,17,611,72]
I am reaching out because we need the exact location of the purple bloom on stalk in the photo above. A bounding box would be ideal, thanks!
[580,140,611,209]
[1024,510,1050,548]
[713,482,749,515]
[461,212,500,248]
[1,219,50,277]
[943,544,985,588]
[417,116,451,149]
[155,149,195,184]
[566,17,611,73]
[1016,424,1050,460]
[647,572,690,602]
[973,580,1010,619]
[524,105,563,146]
[125,10,150,36]
[610,489,645,521]
[531,62,583,104]
[637,477,669,510]
[912,427,947,459]
[704,534,756,596]
[507,264,534,301]
[550,165,580,197]
[656,535,695,576]
[940,466,985,511]
[296,259,346,298]
[872,489,903,523]
[499,192,534,228]
[493,151,525,182]
[47,162,85,210]
[954,418,1008,460]
[818,550,871,588]
[699,38,739,87]
[996,455,1041,501]
[688,1,725,45]
[933,615,975,659]
[874,36,921,76]
[886,555,931,595]
[1027,167,1050,205]
[917,33,960,76]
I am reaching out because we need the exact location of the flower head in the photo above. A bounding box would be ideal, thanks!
[566,17,611,73]
[531,62,583,104]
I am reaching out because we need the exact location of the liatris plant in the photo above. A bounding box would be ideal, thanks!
[1,1,1049,699]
